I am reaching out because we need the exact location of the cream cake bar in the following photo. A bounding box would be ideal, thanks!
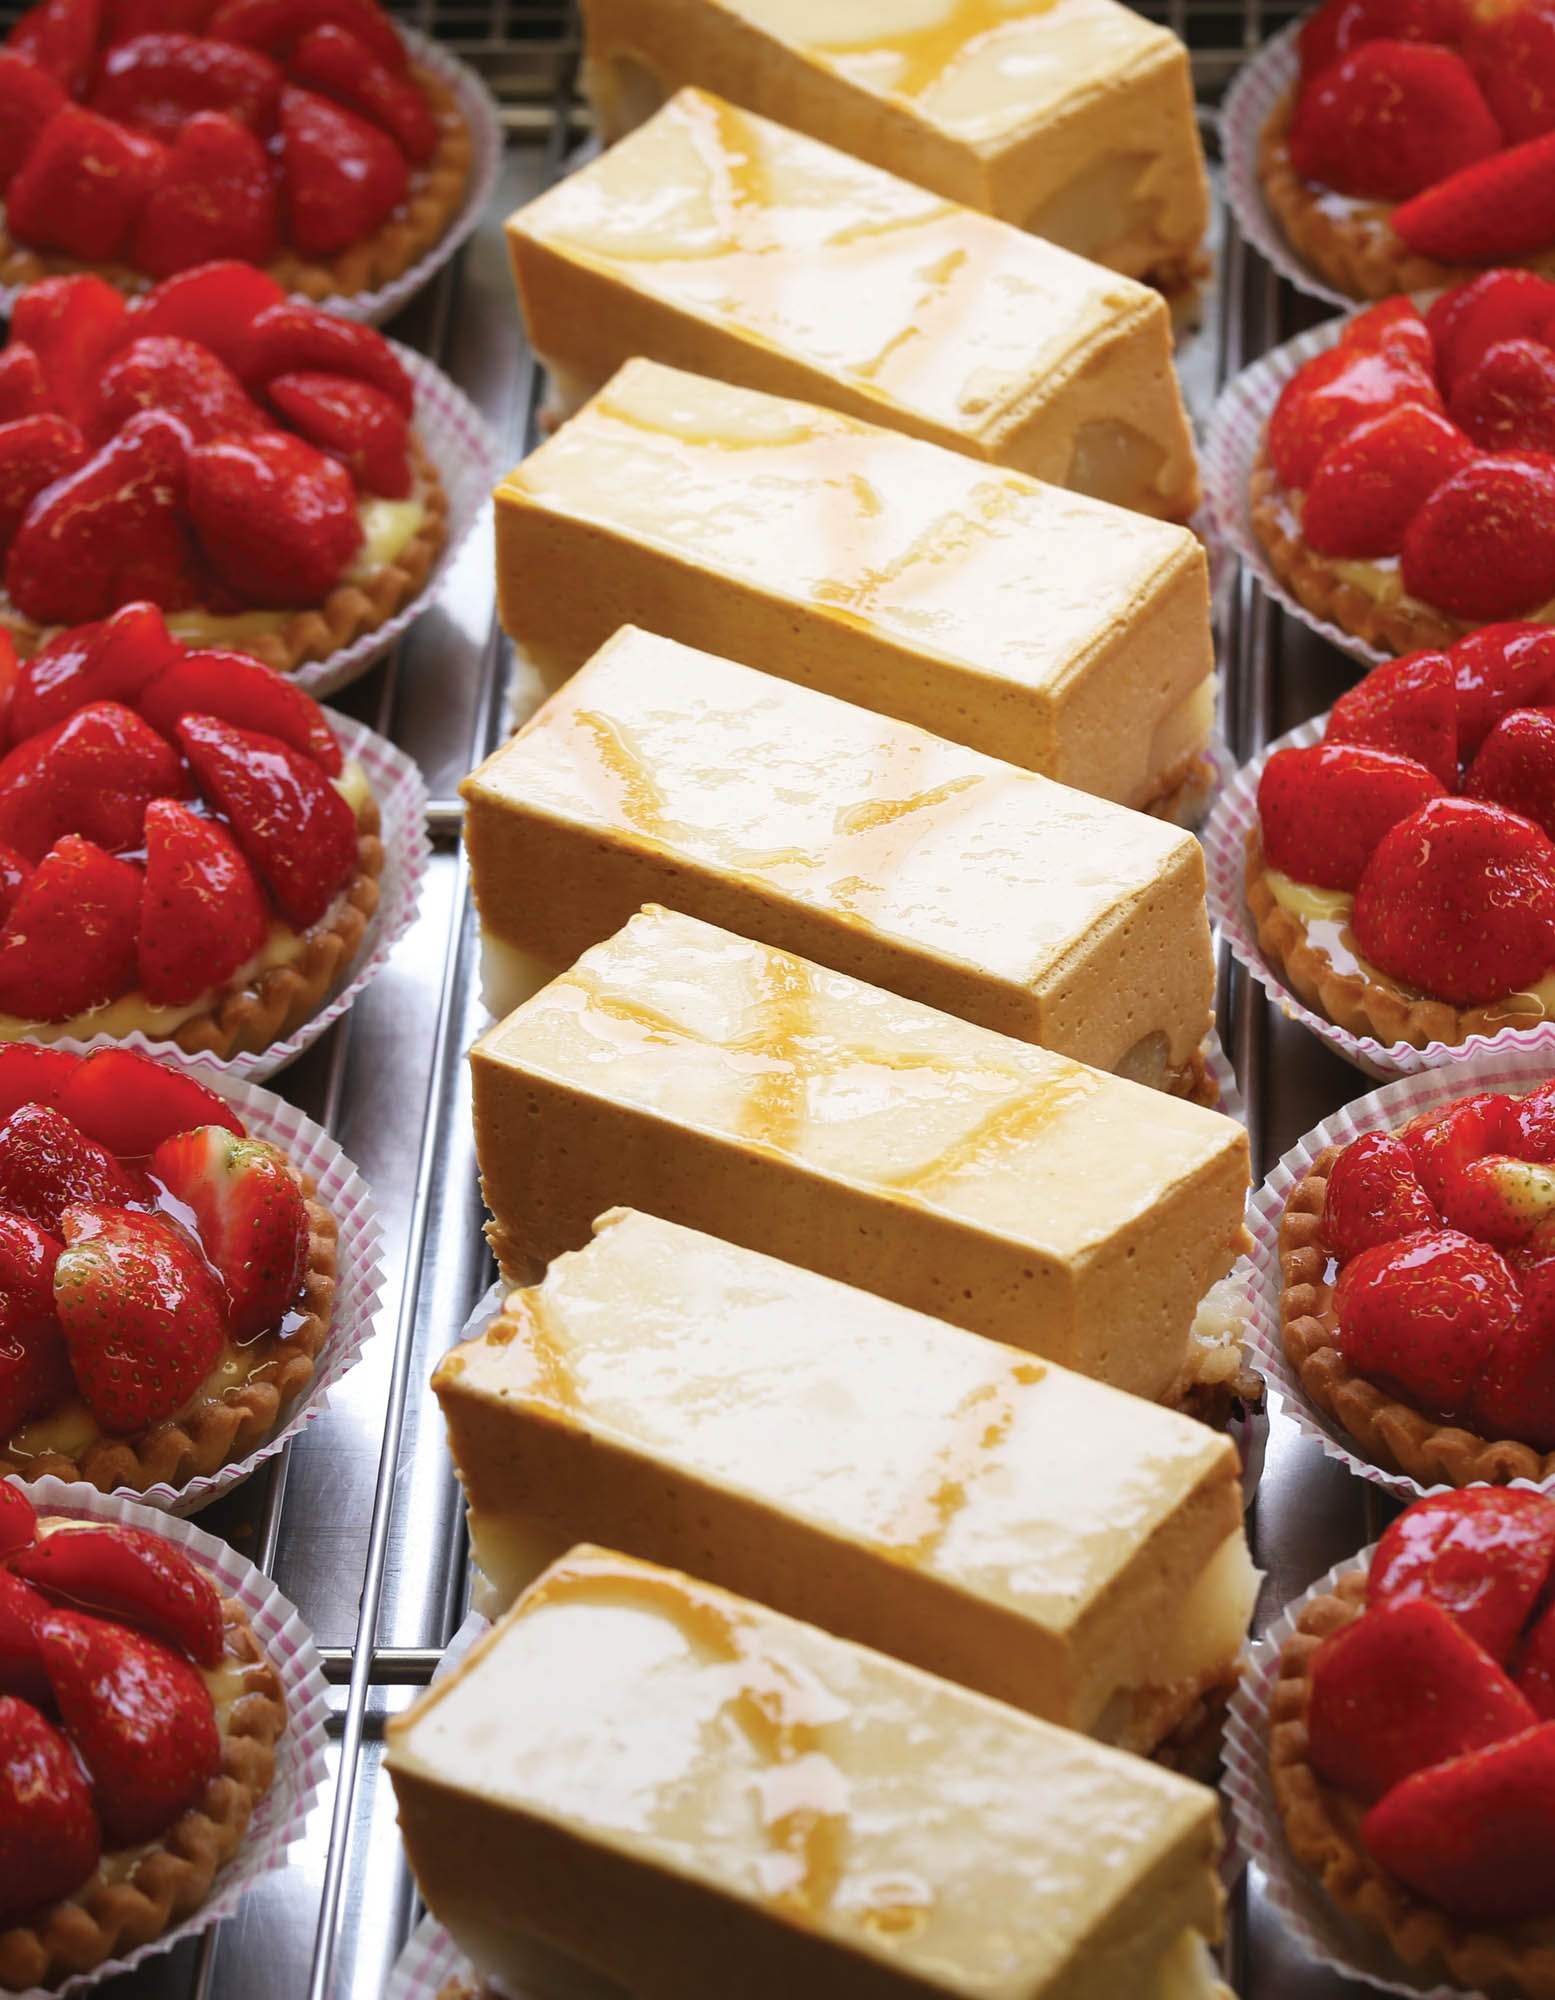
[387,1546,1234,2000]
[494,360,1217,817]
[469,905,1250,1405]
[436,1208,1258,1753]
[507,88,1200,521]
[577,0,1212,295]
[462,626,1216,1092]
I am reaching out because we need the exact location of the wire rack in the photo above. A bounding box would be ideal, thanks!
[0,4,1402,1996]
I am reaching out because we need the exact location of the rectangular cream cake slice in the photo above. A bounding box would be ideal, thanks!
[507,87,1199,521]
[494,359,1216,815]
[462,625,1215,1088]
[578,0,1211,293]
[436,1208,1258,1750]
[386,1544,1233,2000]
[469,905,1249,1403]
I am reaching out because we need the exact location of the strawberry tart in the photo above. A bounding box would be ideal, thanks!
[1279,1082,1555,1485]
[1248,625,1555,1050]
[1261,0,1555,300]
[0,0,471,304]
[1269,1487,1555,1995]
[0,603,382,1059]
[0,1485,286,1988]
[1251,278,1555,656]
[0,1046,334,1495]
[0,262,448,673]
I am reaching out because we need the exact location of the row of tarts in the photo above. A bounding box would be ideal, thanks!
[1,0,1555,1996]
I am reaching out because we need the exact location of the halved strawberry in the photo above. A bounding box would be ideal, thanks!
[1257,740,1444,890]
[8,0,104,95]
[1463,708,1555,836]
[138,796,270,1006]
[53,1203,225,1433]
[0,414,88,558]
[1332,1226,1517,1415]
[185,427,360,608]
[90,333,265,450]
[1300,0,1468,80]
[1402,1092,1518,1208]
[11,275,130,434]
[0,1047,79,1125]
[1452,622,1555,752]
[88,29,282,143]
[0,1572,49,1707]
[138,648,342,772]
[0,1694,99,1927]
[0,54,64,196]
[0,347,50,428]
[1307,1597,1536,1800]
[1320,1129,1442,1260]
[0,1212,63,1317]
[1403,453,1555,626]
[1301,403,1476,559]
[265,370,410,497]
[1288,40,1500,199]
[6,104,168,265]
[0,1105,144,1233]
[0,1301,72,1442]
[207,0,406,72]
[1448,337,1555,455]
[289,23,435,162]
[1515,1597,1555,1716]
[125,259,285,382]
[0,700,186,864]
[11,600,181,741]
[0,838,142,1024]
[1324,649,1457,785]
[36,1604,219,1845]
[1395,129,1555,261]
[1428,269,1555,393]
[277,82,408,260]
[54,1049,241,1158]
[0,1483,35,1560]
[14,1523,223,1667]
[176,712,359,927]
[1354,797,1555,1004]
[239,299,413,411]
[1465,0,1555,142]
[130,108,280,279]
[149,1123,306,1338]
[1362,1722,1555,1923]
[1267,342,1441,490]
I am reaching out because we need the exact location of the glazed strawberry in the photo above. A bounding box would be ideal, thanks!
[1452,622,1555,751]
[0,838,142,1023]
[1321,1130,1442,1259]
[1332,1227,1516,1414]
[1324,651,1457,785]
[0,1573,49,1707]
[8,0,104,95]
[1288,42,1500,201]
[0,1047,81,1124]
[1401,454,1555,622]
[265,371,411,497]
[0,1483,34,1560]
[0,415,89,557]
[138,797,270,1005]
[90,333,266,449]
[1463,708,1555,835]
[0,1106,144,1232]
[1370,1487,1555,1660]
[6,410,195,627]
[149,1124,306,1339]
[1300,404,1476,559]
[11,600,181,741]
[185,427,360,608]
[14,1524,224,1667]
[0,348,50,428]
[0,855,25,929]
[242,301,413,410]
[54,1048,241,1157]
[6,105,167,265]
[207,0,406,72]
[1354,798,1555,1003]
[53,1204,225,1433]
[0,53,64,194]
[1395,129,1555,261]
[289,23,436,163]
[1428,270,1555,393]
[106,0,222,32]
[1362,1722,1555,1924]
[1465,1,1555,143]
[0,1214,63,1317]
[1338,297,1437,369]
[1267,343,1440,489]
[124,258,284,382]
[1515,1599,1555,1716]
[130,108,279,278]
[278,83,407,259]
[1465,1278,1555,1449]
[0,1695,100,1926]
[1257,741,1444,890]
[0,641,17,763]
[10,275,129,434]
[0,1305,72,1440]
[140,650,342,772]
[1300,0,1467,79]
[1436,1152,1555,1245]
[1447,338,1555,455]
[1307,1597,1537,1800]
[36,1604,219,1845]
[89,29,282,142]
[0,700,186,863]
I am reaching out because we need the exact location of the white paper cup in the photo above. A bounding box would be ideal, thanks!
[0,1474,330,1999]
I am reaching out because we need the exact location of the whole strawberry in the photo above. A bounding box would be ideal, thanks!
[1331,1226,1517,1415]
[1289,41,1500,199]
[1258,741,1444,890]
[1401,454,1555,623]
[1324,649,1458,784]
[1301,404,1475,559]
[1321,1129,1441,1260]
[1452,622,1555,753]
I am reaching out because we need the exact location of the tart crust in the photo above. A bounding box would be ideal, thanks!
[0,1165,340,1495]
[0,63,472,305]
[1279,1141,1555,1487]
[0,1589,287,1992]
[1270,1570,1555,1999]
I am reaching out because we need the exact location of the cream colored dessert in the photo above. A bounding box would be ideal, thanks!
[470,906,1249,1403]
[578,0,1212,293]
[507,89,1199,520]
[387,1545,1233,2000]
[463,627,1215,1089]
[437,1208,1258,1753]
[495,361,1217,817]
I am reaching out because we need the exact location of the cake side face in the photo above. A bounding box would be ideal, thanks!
[385,1544,1227,2000]
[461,627,1215,1075]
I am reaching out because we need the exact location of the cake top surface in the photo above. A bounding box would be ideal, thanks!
[391,1544,1221,1995]
[472,627,1196,990]
[503,361,1193,694]
[444,1208,1237,1627]
[512,89,1157,435]
[476,905,1244,1254]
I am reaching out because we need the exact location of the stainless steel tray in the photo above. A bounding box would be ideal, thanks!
[33,7,1402,1996]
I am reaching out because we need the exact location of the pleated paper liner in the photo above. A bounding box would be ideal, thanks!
[1,1474,330,2000]
[1244,1050,1555,1501]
